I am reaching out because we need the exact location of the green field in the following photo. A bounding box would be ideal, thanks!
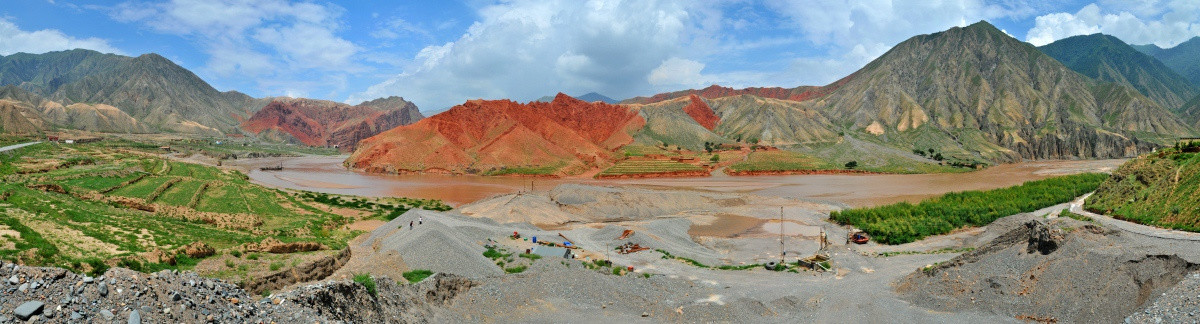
[111,176,175,199]
[157,179,205,205]
[727,150,832,172]
[831,173,1107,244]
[597,160,705,177]
[0,140,448,276]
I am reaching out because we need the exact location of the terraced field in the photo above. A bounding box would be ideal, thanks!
[727,150,832,172]
[597,160,706,177]
[0,139,448,278]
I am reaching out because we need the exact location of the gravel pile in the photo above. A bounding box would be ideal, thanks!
[897,219,1199,323]
[434,258,811,323]
[359,209,504,278]
[1127,272,1200,323]
[0,261,326,323]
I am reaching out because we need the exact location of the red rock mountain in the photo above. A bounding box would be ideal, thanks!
[241,97,423,151]
[346,93,643,174]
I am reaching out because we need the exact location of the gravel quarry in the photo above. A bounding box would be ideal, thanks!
[4,183,1200,323]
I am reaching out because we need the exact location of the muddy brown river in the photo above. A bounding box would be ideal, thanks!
[230,156,1124,207]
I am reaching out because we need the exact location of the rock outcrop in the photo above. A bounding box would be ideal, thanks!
[347,93,643,175]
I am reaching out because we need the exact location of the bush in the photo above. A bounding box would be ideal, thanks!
[831,173,1107,244]
[353,273,378,297]
[844,161,858,169]
[269,262,284,271]
[518,253,541,260]
[402,269,434,283]
[504,265,527,274]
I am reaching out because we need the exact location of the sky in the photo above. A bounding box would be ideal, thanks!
[3,0,1200,112]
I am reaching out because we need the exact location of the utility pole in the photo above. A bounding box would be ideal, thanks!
[779,206,785,265]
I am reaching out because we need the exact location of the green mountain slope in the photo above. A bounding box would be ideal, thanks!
[0,49,263,134]
[1134,37,1200,88]
[809,21,1193,163]
[1040,34,1198,111]
[1086,145,1200,231]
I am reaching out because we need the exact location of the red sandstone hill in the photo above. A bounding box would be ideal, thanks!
[241,97,423,151]
[346,93,644,175]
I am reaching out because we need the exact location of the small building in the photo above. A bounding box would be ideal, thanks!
[530,245,571,259]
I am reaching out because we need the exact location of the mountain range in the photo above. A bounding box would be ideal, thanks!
[2,21,1197,176]
[0,49,422,144]
[1134,37,1200,88]
[241,97,423,151]
[1040,34,1198,113]
[349,21,1198,175]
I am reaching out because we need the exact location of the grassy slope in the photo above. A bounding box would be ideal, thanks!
[1086,146,1200,231]
[0,140,446,276]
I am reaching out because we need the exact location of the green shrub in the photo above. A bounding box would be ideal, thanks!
[353,273,378,296]
[831,173,1106,244]
[504,265,527,274]
[269,262,284,271]
[402,269,434,283]
[518,253,541,260]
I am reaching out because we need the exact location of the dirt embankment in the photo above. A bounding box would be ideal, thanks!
[594,170,711,179]
[897,219,1199,323]
[723,169,881,176]
[242,248,351,295]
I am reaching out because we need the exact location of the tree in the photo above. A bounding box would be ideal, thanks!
[844,161,858,169]
[933,153,944,161]
[710,154,720,162]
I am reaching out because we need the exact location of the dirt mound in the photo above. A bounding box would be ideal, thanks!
[240,237,326,254]
[280,272,474,323]
[241,97,422,151]
[898,219,1199,322]
[346,93,643,175]
[176,242,215,259]
[242,248,351,294]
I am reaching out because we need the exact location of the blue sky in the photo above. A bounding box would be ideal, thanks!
[3,0,1200,111]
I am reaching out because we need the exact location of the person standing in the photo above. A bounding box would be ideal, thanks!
[409,221,414,230]
[419,216,423,225]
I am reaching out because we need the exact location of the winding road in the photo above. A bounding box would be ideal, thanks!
[1069,192,1200,241]
[0,141,41,153]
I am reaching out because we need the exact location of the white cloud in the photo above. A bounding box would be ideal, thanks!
[349,0,716,110]
[648,57,713,87]
[760,0,1034,86]
[110,0,360,77]
[0,18,122,56]
[1026,1,1200,47]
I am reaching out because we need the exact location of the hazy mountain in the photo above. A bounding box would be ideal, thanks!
[0,49,262,135]
[809,21,1192,163]
[241,96,423,151]
[1134,37,1200,88]
[1040,34,1197,111]
[535,92,617,104]
[620,84,831,104]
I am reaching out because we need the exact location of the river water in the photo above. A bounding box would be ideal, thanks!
[230,156,1125,207]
